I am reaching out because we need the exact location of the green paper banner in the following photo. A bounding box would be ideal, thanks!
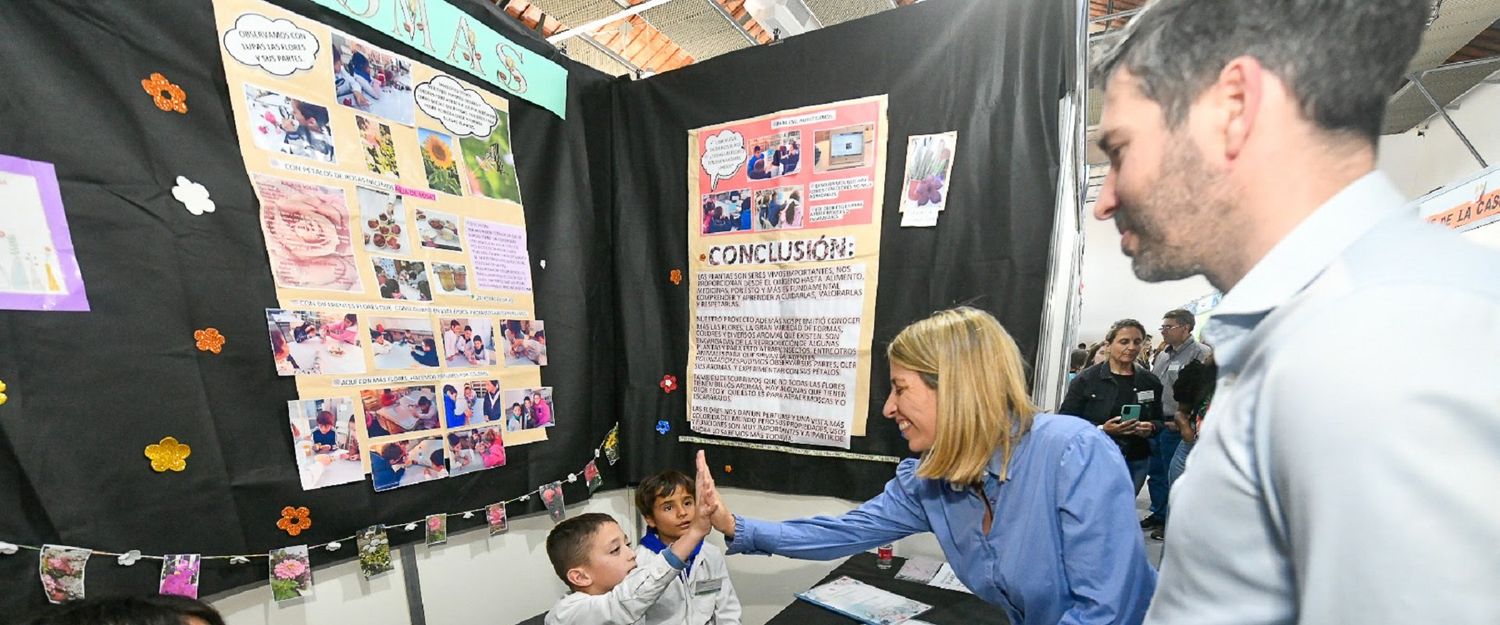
[308,0,568,118]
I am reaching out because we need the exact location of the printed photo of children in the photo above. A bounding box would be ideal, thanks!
[500,387,554,431]
[371,256,431,301]
[415,208,462,252]
[368,316,439,370]
[266,309,365,376]
[355,114,400,177]
[753,186,805,230]
[440,379,500,428]
[439,317,496,367]
[446,424,507,477]
[331,33,415,126]
[244,85,335,163]
[288,397,364,490]
[369,435,446,492]
[500,319,547,367]
[700,189,754,235]
[358,186,409,255]
[360,385,439,439]
[747,131,802,180]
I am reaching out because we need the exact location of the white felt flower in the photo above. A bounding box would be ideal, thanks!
[172,176,216,215]
[0,542,18,555]
[325,541,342,552]
[117,550,143,566]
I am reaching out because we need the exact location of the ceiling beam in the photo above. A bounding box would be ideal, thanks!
[704,0,759,46]
[546,0,681,44]
[580,35,642,75]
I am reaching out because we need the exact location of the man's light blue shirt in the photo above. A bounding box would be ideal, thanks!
[1147,171,1500,624]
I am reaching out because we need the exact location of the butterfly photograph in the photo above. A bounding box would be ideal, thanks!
[459,107,522,204]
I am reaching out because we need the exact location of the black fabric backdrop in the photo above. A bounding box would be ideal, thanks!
[0,0,620,616]
[610,0,1073,499]
[0,0,1071,616]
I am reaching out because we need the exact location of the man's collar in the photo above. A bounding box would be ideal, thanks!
[1214,171,1407,319]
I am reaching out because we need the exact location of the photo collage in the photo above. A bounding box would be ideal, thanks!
[234,21,528,313]
[270,314,554,492]
[698,110,881,236]
[215,0,550,495]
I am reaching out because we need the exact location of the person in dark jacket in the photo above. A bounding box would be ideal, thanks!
[1060,318,1165,494]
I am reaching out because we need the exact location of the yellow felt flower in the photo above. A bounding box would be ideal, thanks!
[145,437,191,472]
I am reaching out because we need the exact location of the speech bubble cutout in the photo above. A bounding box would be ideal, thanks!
[222,13,319,77]
[701,130,746,192]
[414,75,499,138]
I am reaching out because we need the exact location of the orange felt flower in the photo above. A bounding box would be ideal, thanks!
[724,465,733,473]
[141,73,187,114]
[194,328,225,354]
[145,437,192,472]
[278,506,312,536]
[669,269,682,285]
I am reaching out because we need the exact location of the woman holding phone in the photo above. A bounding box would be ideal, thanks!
[1060,318,1165,494]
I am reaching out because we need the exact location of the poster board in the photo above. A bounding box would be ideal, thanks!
[213,0,550,490]
[685,96,888,448]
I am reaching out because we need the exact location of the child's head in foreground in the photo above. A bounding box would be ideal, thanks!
[636,470,697,543]
[546,512,636,594]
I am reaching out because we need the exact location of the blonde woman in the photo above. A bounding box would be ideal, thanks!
[696,307,1155,624]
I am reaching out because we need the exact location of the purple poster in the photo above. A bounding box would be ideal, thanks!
[0,155,88,311]
[465,218,532,293]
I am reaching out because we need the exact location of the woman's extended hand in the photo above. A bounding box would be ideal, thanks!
[695,450,736,538]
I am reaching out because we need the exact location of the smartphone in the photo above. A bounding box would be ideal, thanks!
[1120,404,1142,422]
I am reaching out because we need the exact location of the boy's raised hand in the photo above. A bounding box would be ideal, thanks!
[695,450,736,537]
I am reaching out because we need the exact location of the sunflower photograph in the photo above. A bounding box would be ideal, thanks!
[418,128,462,196]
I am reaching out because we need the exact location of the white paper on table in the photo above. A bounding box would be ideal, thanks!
[894,557,943,583]
[928,563,974,594]
[796,576,932,625]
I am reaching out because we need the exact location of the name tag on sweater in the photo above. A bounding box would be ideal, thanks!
[1137,390,1156,402]
[695,578,723,595]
